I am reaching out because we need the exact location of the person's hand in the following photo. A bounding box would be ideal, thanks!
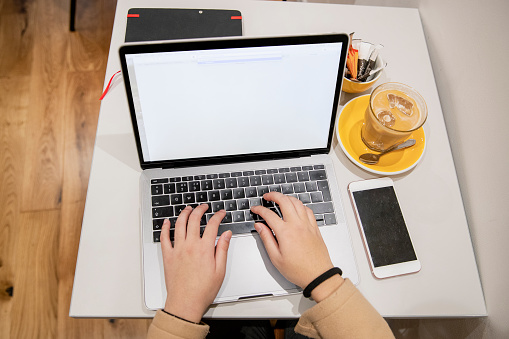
[160,205,232,323]
[251,192,344,301]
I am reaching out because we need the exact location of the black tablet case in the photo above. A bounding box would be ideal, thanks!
[125,8,243,43]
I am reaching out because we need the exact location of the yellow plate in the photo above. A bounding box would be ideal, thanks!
[336,95,426,175]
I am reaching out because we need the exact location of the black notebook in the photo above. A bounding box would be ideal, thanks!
[125,8,243,43]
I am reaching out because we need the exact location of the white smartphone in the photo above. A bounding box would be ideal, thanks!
[348,177,421,279]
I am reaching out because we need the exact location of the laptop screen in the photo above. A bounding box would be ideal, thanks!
[120,35,348,169]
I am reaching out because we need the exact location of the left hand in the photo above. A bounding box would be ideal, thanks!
[160,204,232,323]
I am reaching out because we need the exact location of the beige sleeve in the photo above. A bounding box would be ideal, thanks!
[147,310,210,339]
[295,279,395,339]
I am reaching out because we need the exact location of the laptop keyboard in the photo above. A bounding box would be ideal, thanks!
[150,164,336,242]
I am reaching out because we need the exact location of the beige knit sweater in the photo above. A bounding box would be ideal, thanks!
[147,279,394,339]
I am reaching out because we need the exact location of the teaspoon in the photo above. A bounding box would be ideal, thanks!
[359,139,416,165]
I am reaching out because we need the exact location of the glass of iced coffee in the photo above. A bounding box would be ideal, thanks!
[361,82,427,152]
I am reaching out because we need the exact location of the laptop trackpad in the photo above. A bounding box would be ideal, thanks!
[214,232,298,303]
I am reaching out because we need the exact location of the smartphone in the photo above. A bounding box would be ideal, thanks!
[348,177,420,279]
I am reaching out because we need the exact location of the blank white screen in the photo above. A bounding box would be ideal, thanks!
[126,42,342,162]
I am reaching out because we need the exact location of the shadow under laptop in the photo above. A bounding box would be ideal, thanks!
[205,318,310,339]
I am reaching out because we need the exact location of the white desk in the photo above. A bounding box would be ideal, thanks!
[70,0,487,318]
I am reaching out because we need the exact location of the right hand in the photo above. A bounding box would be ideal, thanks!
[251,192,339,291]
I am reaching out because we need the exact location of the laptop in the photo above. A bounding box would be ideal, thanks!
[119,34,359,310]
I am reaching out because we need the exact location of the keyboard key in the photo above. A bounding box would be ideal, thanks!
[302,165,313,171]
[232,211,245,222]
[206,174,218,179]
[176,182,188,193]
[182,176,193,181]
[152,206,173,218]
[231,172,242,177]
[279,167,290,173]
[233,188,245,199]
[212,201,225,212]
[285,172,297,183]
[258,186,269,196]
[314,165,325,169]
[238,177,250,187]
[213,179,226,189]
[245,210,255,221]
[255,170,267,175]
[168,217,177,228]
[315,214,325,226]
[297,171,310,182]
[189,181,201,192]
[324,213,337,225]
[237,199,250,210]
[281,183,294,194]
[194,175,206,180]
[170,194,183,205]
[298,193,311,204]
[222,212,233,223]
[262,174,274,185]
[201,180,213,190]
[293,182,306,193]
[249,175,262,186]
[310,191,323,203]
[164,183,176,194]
[183,193,195,204]
[225,200,237,211]
[245,187,257,197]
[151,185,163,195]
[170,177,181,182]
[153,231,161,242]
[219,173,230,178]
[196,191,208,203]
[225,177,238,188]
[208,190,220,201]
[151,178,168,184]
[267,169,278,174]
[273,173,286,184]
[175,205,187,215]
[317,180,332,202]
[249,198,262,207]
[218,221,255,235]
[306,181,318,192]
[243,171,255,176]
[262,198,273,208]
[220,189,233,200]
[290,167,301,172]
[153,219,165,230]
[309,170,327,181]
[152,195,170,207]
[269,185,282,193]
[200,214,207,226]
[306,202,334,214]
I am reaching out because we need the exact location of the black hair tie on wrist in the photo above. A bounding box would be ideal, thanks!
[303,267,343,298]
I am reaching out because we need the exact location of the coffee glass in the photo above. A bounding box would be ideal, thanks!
[361,82,427,152]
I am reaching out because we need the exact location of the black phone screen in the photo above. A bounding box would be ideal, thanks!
[353,186,417,267]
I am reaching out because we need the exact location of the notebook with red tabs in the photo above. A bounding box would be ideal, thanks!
[125,8,242,43]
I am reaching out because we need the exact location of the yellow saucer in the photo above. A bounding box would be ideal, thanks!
[336,95,426,175]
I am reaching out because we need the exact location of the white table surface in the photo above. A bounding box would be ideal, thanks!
[70,0,487,318]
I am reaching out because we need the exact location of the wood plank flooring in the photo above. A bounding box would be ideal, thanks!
[0,0,152,337]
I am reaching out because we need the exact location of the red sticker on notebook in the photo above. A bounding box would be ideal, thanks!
[127,14,140,18]
[231,16,242,20]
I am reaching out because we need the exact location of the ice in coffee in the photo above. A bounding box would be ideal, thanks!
[361,82,427,152]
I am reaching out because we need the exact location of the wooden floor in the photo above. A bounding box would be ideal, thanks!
[0,0,154,337]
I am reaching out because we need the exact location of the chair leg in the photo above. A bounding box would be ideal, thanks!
[70,0,76,31]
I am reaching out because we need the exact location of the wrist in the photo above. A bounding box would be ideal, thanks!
[164,302,204,324]
[310,274,344,303]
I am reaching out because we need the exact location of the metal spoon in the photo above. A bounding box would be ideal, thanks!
[359,139,416,165]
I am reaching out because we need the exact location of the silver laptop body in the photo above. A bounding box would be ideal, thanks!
[119,34,359,310]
